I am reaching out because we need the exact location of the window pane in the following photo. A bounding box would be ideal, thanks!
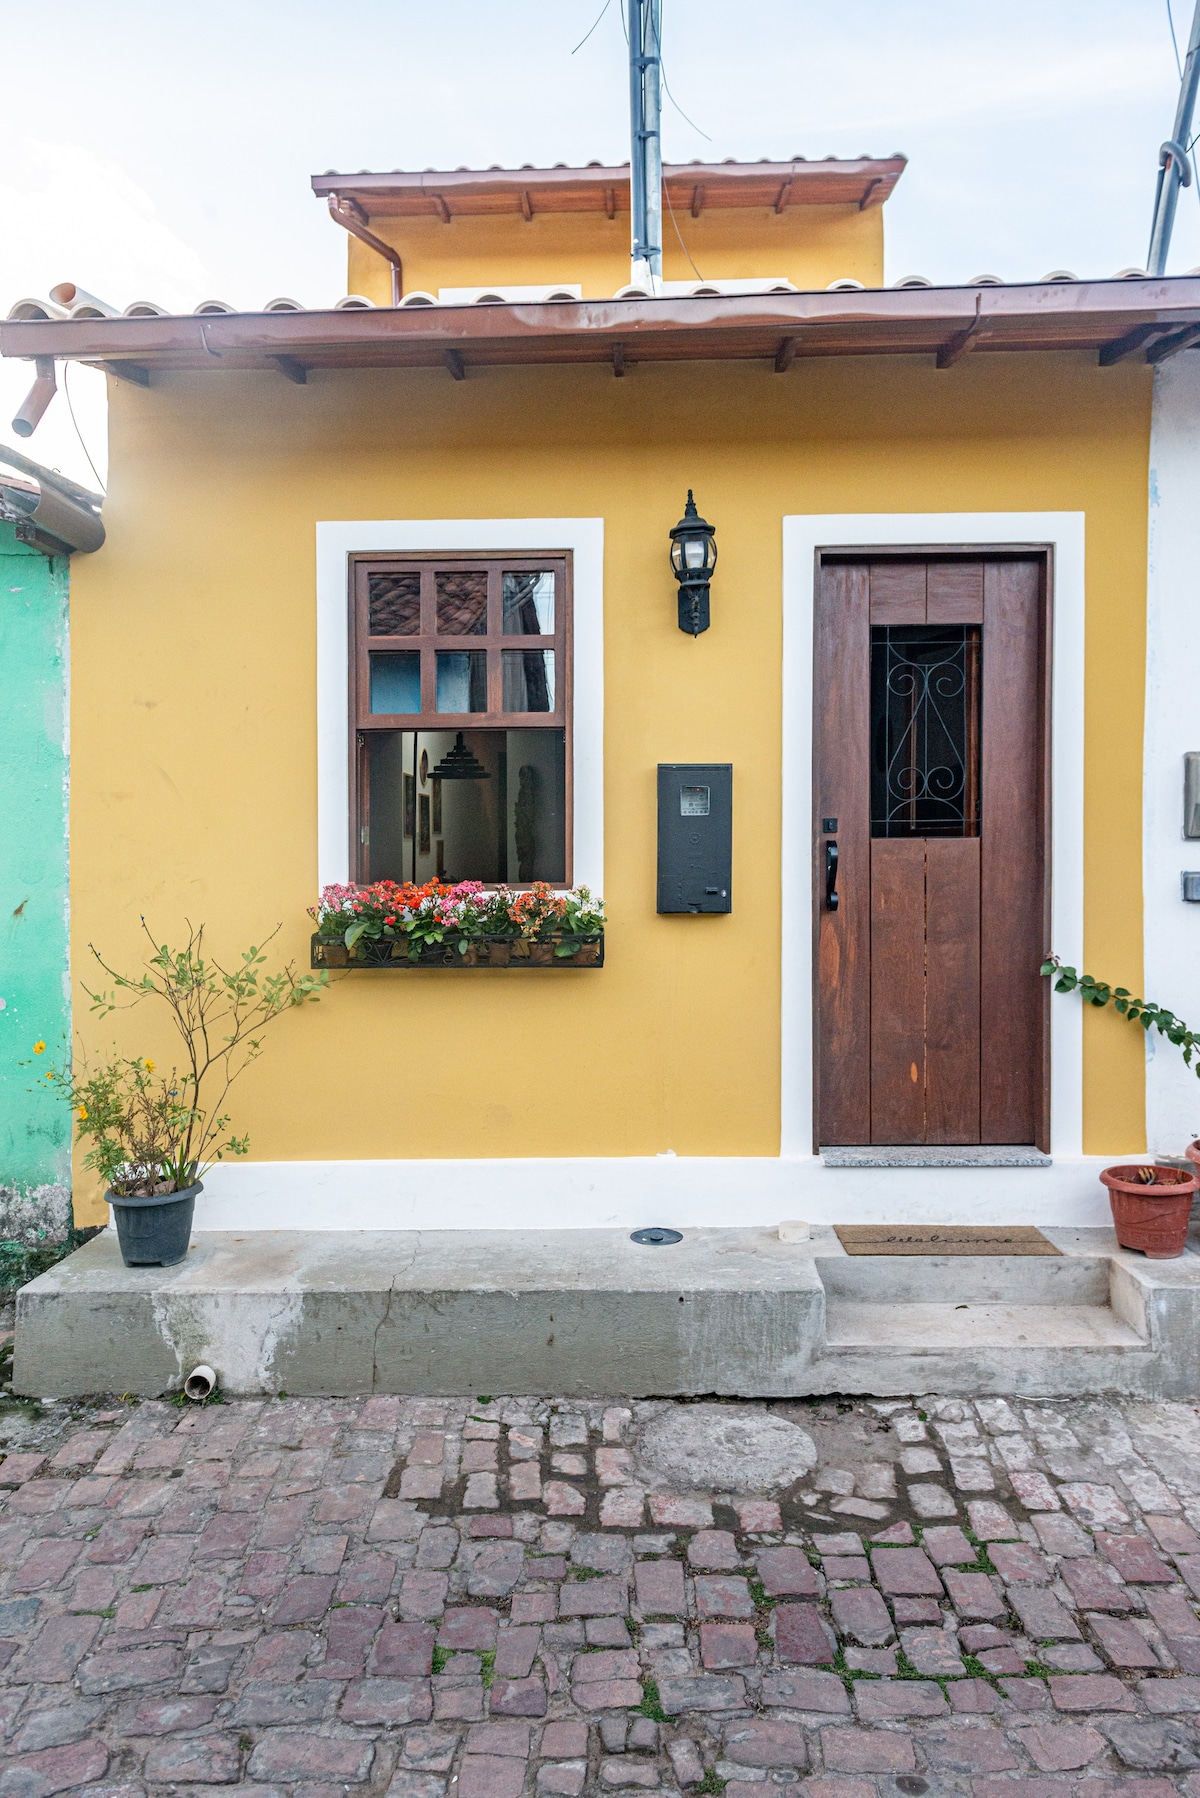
[505,728,567,883]
[502,570,555,635]
[370,652,421,714]
[502,649,555,713]
[436,570,488,635]
[870,624,981,838]
[436,650,487,713]
[416,730,503,883]
[369,572,420,635]
[365,732,413,881]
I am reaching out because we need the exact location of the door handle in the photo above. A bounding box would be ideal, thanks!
[825,839,839,911]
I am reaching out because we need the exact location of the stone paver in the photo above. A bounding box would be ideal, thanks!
[4,1388,1200,1792]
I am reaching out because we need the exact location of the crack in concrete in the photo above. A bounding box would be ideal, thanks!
[370,1234,420,1391]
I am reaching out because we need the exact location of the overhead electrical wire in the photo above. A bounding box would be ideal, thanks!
[62,362,105,495]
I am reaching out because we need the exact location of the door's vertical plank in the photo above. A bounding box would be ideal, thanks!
[870,837,926,1143]
[925,837,981,1142]
[868,561,927,624]
[815,561,872,1145]
[981,559,1045,1143]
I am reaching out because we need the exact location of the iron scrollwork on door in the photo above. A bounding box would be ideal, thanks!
[870,624,981,838]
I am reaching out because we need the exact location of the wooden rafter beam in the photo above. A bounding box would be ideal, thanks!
[432,194,451,224]
[101,361,150,387]
[774,180,792,216]
[604,187,616,220]
[444,349,466,380]
[271,355,307,384]
[774,336,798,373]
[520,190,533,222]
[936,295,984,369]
[1146,322,1200,363]
[1097,322,1166,366]
[690,184,705,219]
[612,342,627,377]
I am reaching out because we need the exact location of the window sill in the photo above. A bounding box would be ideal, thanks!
[311,932,604,970]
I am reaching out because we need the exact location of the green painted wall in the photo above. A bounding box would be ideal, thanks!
[0,521,70,1241]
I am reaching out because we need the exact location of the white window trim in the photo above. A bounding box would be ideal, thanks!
[315,519,604,892]
[781,512,1087,1160]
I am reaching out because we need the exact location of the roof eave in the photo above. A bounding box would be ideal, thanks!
[3,279,1199,374]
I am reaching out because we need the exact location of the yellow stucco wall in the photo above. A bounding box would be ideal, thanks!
[67,350,1150,1222]
[345,203,885,302]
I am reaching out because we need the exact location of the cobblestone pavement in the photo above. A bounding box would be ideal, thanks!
[5,1391,1200,1795]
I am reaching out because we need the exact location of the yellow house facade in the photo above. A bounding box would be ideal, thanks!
[6,157,1200,1236]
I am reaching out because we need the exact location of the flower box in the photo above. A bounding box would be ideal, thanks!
[309,878,606,972]
[311,932,603,969]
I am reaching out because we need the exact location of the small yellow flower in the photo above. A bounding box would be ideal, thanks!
[45,1070,54,1081]
[32,1041,45,1055]
[77,1104,88,1121]
[144,1058,155,1073]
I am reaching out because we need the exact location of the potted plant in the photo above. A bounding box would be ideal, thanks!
[1043,956,1200,1257]
[309,879,605,968]
[34,923,325,1268]
[1098,1162,1200,1258]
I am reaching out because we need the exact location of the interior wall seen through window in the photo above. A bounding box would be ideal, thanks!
[366,729,566,886]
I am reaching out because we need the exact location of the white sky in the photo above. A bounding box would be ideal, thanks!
[2,0,1198,490]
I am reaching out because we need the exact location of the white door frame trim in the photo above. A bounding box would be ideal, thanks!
[780,512,1086,1160]
[315,518,605,893]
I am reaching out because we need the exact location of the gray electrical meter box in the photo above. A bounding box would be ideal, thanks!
[657,763,732,913]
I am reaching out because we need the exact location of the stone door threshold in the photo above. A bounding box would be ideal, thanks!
[820,1145,1053,1168]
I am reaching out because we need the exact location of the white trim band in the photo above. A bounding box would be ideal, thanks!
[192,1153,1116,1231]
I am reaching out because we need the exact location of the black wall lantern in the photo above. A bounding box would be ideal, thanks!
[669,490,717,636]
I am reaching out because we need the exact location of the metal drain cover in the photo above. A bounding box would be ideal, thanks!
[630,1227,682,1246]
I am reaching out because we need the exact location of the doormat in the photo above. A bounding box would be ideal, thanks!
[834,1224,1061,1256]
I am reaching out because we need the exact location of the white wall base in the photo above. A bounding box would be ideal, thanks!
[190,1155,1118,1233]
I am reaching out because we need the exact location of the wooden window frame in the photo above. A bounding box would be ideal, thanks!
[348,549,573,886]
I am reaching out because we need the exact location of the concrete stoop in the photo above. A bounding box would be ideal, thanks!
[14,1223,1200,1400]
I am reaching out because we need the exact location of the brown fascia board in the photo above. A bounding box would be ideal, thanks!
[4,279,1199,375]
[310,157,907,217]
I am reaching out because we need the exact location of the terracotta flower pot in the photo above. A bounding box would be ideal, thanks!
[1099,1163,1198,1258]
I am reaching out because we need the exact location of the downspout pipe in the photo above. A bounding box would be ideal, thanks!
[326,195,403,305]
[12,357,57,437]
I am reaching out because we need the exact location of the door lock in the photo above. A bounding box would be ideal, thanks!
[825,839,839,911]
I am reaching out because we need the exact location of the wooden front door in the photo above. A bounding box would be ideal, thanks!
[814,553,1048,1148]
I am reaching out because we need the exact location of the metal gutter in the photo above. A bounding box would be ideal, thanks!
[0,442,104,554]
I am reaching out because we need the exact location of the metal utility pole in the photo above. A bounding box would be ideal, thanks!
[1148,0,1200,276]
[628,0,663,291]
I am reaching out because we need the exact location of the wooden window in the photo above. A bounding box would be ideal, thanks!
[349,552,572,886]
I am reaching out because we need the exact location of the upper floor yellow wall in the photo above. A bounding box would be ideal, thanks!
[345,202,885,301]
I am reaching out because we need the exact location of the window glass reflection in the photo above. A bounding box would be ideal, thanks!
[436,651,487,713]
[502,571,555,635]
[369,653,420,714]
[436,571,488,635]
[502,650,554,713]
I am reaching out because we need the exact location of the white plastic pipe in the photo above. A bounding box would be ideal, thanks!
[183,1364,217,1401]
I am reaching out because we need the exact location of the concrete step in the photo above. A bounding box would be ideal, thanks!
[822,1299,1145,1349]
[13,1223,1200,1400]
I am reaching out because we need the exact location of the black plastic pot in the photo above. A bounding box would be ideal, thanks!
[108,1181,201,1268]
